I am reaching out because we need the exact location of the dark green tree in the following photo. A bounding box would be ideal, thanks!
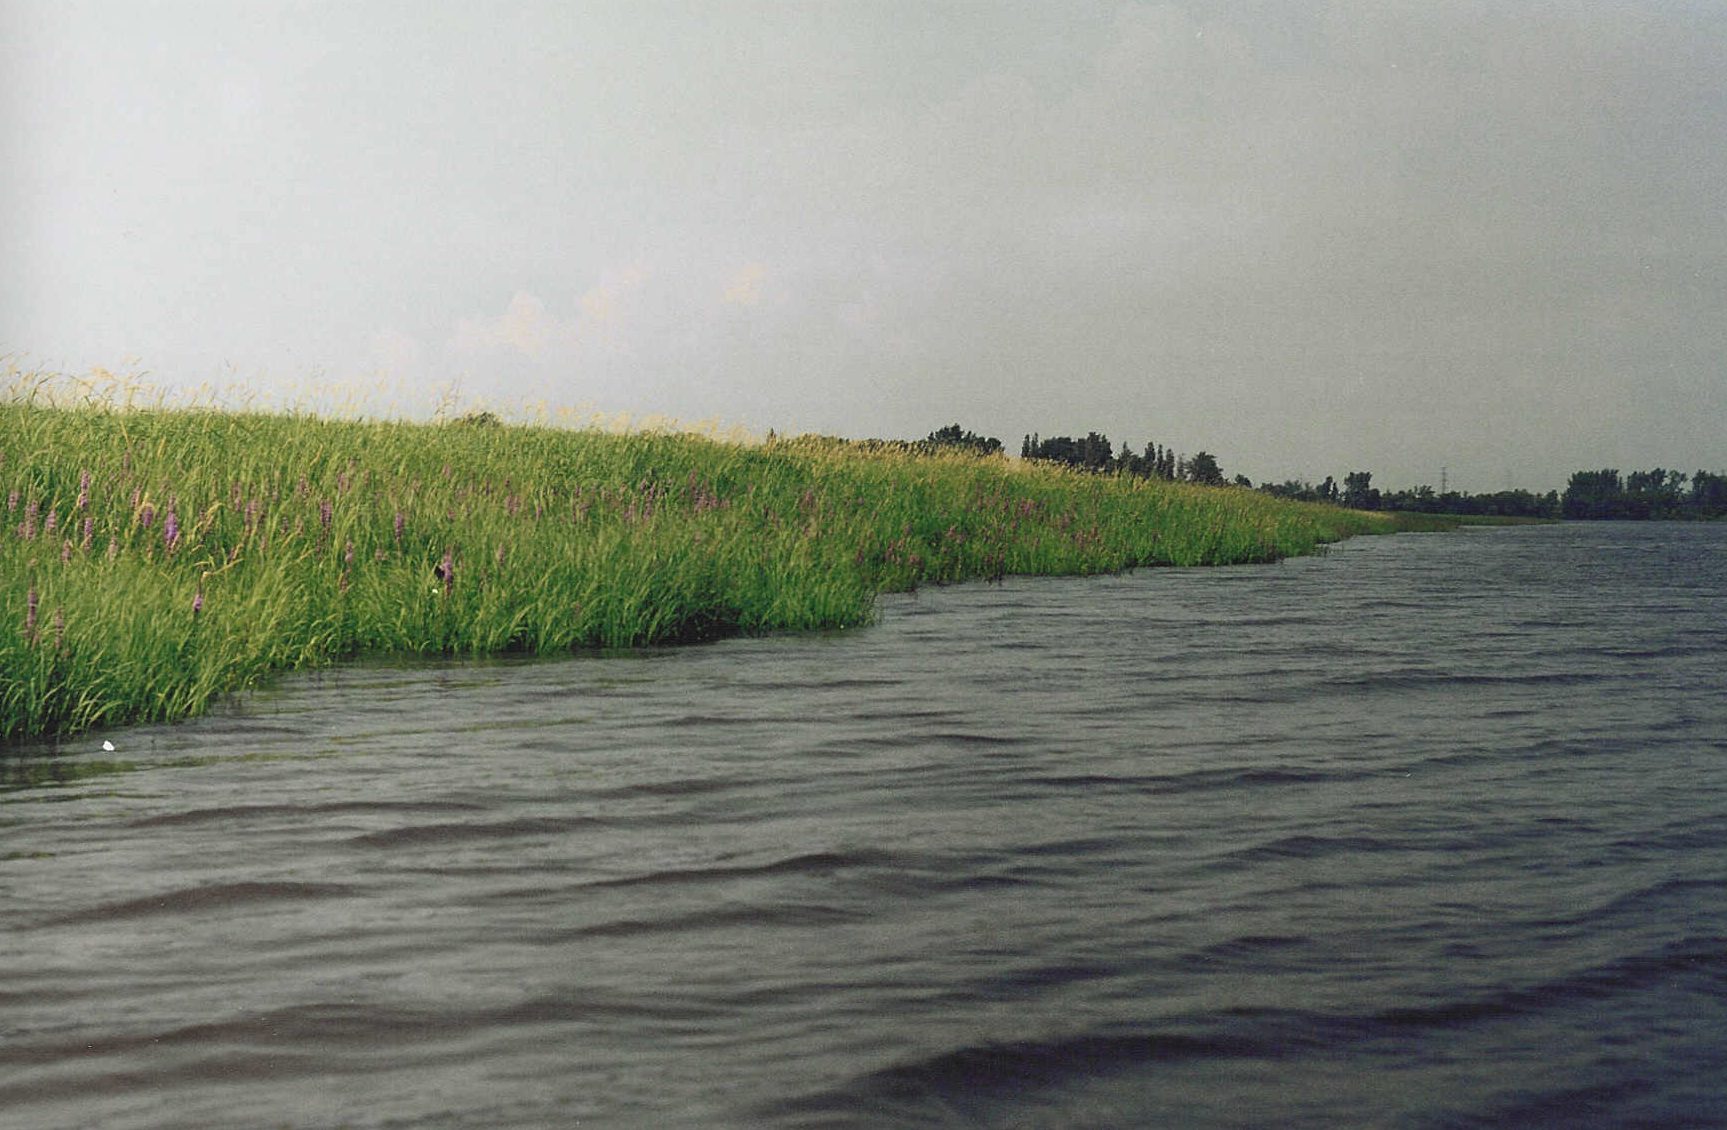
[1562,470,1625,519]
[1186,451,1225,486]
[1342,470,1380,510]
[924,423,1002,456]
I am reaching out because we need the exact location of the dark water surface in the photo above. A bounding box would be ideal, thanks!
[5,523,1725,1128]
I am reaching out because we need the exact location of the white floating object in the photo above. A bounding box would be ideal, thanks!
[102,740,115,752]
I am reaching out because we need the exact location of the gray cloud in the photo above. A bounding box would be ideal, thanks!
[4,1,1723,490]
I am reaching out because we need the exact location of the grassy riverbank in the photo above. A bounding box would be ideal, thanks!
[3,398,1407,740]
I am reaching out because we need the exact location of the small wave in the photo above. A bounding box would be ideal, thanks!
[1164,765,1369,795]
[578,776,750,800]
[658,712,775,728]
[1013,835,1127,859]
[349,815,601,849]
[1340,935,1727,1039]
[1530,876,1727,931]
[767,1028,1267,1125]
[1450,1077,1661,1128]
[0,991,727,1074]
[540,900,862,941]
[1608,817,1727,852]
[583,848,912,889]
[1228,832,1402,862]
[1182,933,1307,967]
[129,799,484,828]
[1327,669,1603,693]
[743,677,906,692]
[924,731,1024,749]
[39,880,359,928]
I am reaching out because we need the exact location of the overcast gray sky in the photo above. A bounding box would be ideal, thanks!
[4,1,1723,491]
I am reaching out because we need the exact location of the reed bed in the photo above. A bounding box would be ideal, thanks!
[2,396,1400,740]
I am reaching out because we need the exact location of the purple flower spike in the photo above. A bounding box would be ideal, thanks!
[139,503,155,530]
[77,470,91,510]
[394,510,405,544]
[163,509,180,551]
[192,587,203,616]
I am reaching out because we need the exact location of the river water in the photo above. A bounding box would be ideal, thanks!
[3,523,1724,1128]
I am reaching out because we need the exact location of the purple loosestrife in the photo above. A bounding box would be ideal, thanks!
[393,510,405,544]
[192,586,203,617]
[319,499,333,531]
[43,510,57,536]
[139,503,155,530]
[77,470,91,510]
[62,539,72,563]
[6,490,16,511]
[163,509,180,552]
[21,500,38,540]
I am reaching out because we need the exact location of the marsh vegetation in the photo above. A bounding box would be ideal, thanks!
[2,383,1410,740]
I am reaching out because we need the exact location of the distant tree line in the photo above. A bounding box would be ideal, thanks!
[1258,472,1561,518]
[921,425,1725,521]
[1558,468,1727,520]
[1260,467,1727,520]
[1018,432,1228,485]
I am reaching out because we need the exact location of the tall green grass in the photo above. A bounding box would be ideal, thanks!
[2,392,1400,740]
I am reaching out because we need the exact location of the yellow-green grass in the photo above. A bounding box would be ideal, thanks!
[2,399,1401,740]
